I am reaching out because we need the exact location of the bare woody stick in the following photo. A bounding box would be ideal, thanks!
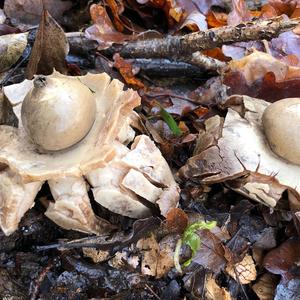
[103,16,300,59]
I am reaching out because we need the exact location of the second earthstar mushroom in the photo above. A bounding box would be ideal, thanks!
[0,71,180,236]
[179,95,300,212]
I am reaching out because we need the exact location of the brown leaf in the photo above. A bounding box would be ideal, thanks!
[206,10,227,28]
[226,254,257,284]
[193,229,231,273]
[224,70,300,102]
[252,273,278,300]
[165,208,188,234]
[4,0,72,30]
[261,0,297,18]
[106,0,126,32]
[227,0,252,26]
[0,24,21,36]
[25,10,69,79]
[0,32,28,73]
[205,274,232,300]
[85,4,132,50]
[263,238,300,280]
[113,53,145,88]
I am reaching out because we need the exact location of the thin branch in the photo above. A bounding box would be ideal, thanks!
[185,51,227,72]
[102,16,300,59]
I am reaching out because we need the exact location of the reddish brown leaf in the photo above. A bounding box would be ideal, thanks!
[113,53,145,89]
[263,239,300,280]
[193,229,232,273]
[0,24,21,36]
[25,10,69,79]
[227,0,251,26]
[261,0,297,18]
[165,208,188,234]
[224,71,300,102]
[206,10,227,28]
[85,4,132,50]
[4,0,72,30]
[106,0,126,32]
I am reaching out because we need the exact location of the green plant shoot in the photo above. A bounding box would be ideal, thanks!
[156,103,182,136]
[174,220,217,273]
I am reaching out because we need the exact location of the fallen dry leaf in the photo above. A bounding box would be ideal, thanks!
[25,10,69,79]
[85,4,132,50]
[4,0,72,30]
[136,234,159,276]
[205,274,232,300]
[227,0,252,26]
[227,51,300,85]
[0,32,27,73]
[226,254,257,284]
[192,228,231,273]
[206,9,227,28]
[113,53,145,89]
[261,0,297,18]
[82,248,110,263]
[165,208,188,234]
[252,273,278,300]
[263,238,300,280]
[106,0,126,32]
[224,70,300,102]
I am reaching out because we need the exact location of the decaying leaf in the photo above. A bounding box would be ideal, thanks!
[263,238,300,280]
[82,248,110,264]
[179,95,300,210]
[252,273,278,300]
[26,10,69,79]
[0,32,27,73]
[4,0,72,30]
[226,254,257,284]
[205,274,232,300]
[227,51,300,86]
[137,233,178,278]
[227,0,251,26]
[85,4,132,50]
[113,53,145,89]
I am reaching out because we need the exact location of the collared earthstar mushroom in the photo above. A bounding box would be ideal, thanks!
[0,71,180,236]
[179,95,300,213]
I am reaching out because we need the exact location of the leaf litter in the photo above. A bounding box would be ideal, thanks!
[1,0,300,299]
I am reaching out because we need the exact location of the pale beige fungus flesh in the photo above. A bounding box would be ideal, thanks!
[262,98,300,165]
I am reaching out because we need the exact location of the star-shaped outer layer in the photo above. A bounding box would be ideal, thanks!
[0,71,180,235]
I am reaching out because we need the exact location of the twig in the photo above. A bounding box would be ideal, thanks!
[102,16,300,59]
[29,260,54,300]
[129,58,209,77]
[185,51,227,72]
[145,284,161,300]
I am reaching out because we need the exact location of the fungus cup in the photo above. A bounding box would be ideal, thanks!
[0,71,180,236]
[179,95,300,214]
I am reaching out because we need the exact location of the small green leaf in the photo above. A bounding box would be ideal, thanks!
[185,233,201,255]
[158,105,182,136]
